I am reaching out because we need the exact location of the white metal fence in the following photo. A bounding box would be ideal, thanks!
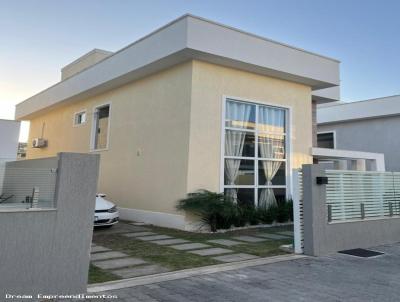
[326,170,400,222]
[292,169,304,253]
[0,160,57,209]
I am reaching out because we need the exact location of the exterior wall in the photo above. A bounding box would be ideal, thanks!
[26,62,193,226]
[318,115,400,171]
[25,60,313,228]
[0,153,99,296]
[303,164,400,256]
[0,119,20,160]
[61,49,113,80]
[187,60,313,194]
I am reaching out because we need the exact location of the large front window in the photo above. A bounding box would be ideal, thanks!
[223,99,288,208]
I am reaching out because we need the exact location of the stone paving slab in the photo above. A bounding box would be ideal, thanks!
[170,243,211,250]
[232,236,268,243]
[189,248,233,256]
[91,245,111,253]
[93,257,147,270]
[91,251,129,261]
[212,253,260,262]
[111,264,169,278]
[257,233,289,240]
[122,232,156,237]
[277,231,294,236]
[151,238,190,245]
[136,235,173,241]
[207,239,243,246]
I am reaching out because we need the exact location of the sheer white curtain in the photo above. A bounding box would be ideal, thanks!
[258,107,285,208]
[225,101,252,202]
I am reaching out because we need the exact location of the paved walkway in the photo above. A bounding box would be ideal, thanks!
[96,243,400,302]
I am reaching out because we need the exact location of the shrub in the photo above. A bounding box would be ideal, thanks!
[276,199,293,223]
[176,190,237,232]
[258,204,278,224]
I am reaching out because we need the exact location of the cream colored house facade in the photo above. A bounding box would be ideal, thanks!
[16,15,340,229]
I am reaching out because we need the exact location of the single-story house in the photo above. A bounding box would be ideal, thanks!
[15,14,340,229]
[317,95,400,171]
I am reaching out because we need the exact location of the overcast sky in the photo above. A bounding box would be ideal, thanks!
[1,0,399,133]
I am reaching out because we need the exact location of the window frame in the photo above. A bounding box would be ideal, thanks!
[220,96,292,206]
[317,130,336,149]
[73,110,87,127]
[90,102,112,152]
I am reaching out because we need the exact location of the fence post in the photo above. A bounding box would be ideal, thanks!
[360,203,365,219]
[292,169,302,254]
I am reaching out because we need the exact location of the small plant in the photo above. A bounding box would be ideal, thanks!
[258,204,278,224]
[176,190,237,232]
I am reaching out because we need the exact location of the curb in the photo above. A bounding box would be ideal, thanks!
[88,253,306,293]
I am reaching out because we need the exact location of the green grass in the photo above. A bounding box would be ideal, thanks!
[89,222,293,284]
[88,264,121,284]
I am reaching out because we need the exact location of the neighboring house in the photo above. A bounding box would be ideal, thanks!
[15,14,340,229]
[0,119,20,160]
[317,95,400,171]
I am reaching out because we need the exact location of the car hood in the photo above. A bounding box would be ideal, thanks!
[95,197,116,211]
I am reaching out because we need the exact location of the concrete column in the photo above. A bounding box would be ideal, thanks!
[302,164,327,256]
[351,159,366,171]
[334,160,348,170]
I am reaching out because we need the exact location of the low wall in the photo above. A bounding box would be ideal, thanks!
[303,164,400,256]
[0,153,100,297]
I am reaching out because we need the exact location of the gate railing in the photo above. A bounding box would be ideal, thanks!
[292,169,303,254]
[326,170,400,223]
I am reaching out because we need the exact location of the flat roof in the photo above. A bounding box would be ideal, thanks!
[16,14,340,120]
[317,94,400,124]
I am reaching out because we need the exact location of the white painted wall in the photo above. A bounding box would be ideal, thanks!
[0,119,20,160]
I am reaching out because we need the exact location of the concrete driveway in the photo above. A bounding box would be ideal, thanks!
[94,243,400,301]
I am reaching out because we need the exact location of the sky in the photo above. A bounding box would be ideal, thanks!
[1,0,399,141]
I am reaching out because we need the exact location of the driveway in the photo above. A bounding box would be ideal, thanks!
[93,243,400,301]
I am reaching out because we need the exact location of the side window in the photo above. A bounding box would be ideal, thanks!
[74,111,86,126]
[317,132,335,149]
[92,104,110,150]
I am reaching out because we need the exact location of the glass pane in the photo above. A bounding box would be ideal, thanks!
[224,159,254,185]
[258,133,285,159]
[225,130,255,157]
[225,100,256,129]
[258,188,286,207]
[258,106,285,133]
[237,188,255,207]
[258,161,286,186]
[95,105,110,149]
[317,133,334,149]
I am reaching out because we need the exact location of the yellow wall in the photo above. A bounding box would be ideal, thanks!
[27,62,193,215]
[26,59,313,219]
[187,60,313,193]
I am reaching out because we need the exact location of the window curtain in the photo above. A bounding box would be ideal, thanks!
[258,107,285,208]
[225,102,252,202]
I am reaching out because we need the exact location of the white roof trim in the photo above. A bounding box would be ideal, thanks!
[16,14,340,120]
[317,95,400,124]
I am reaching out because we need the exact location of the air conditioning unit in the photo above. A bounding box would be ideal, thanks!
[32,138,47,148]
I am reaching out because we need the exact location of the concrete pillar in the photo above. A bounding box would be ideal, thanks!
[351,159,366,171]
[334,160,347,170]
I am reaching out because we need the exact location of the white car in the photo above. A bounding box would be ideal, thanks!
[94,194,119,227]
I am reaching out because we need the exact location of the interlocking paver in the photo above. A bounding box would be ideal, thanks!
[91,245,111,253]
[111,264,169,278]
[122,231,156,237]
[93,257,147,270]
[212,253,259,262]
[207,239,243,246]
[136,235,173,241]
[232,236,268,243]
[257,233,288,240]
[170,243,211,250]
[189,248,233,256]
[91,251,128,261]
[151,238,190,245]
